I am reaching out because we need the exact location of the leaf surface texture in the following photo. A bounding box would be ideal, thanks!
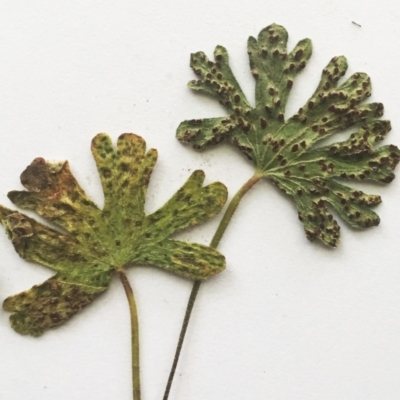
[0,134,228,336]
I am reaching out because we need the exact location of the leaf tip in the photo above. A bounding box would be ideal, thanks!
[0,205,13,222]
[191,169,206,183]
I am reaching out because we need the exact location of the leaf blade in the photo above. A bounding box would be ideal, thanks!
[1,134,228,335]
[177,24,400,246]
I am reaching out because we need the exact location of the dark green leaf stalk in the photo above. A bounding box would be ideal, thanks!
[165,23,400,398]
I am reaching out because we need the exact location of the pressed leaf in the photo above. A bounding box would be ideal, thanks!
[177,23,400,246]
[0,133,228,336]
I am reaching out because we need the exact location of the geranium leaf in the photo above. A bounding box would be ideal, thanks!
[177,23,400,247]
[0,133,227,336]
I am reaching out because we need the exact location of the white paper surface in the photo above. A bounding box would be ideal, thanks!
[1,1,400,399]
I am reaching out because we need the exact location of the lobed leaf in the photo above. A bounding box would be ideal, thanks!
[177,23,400,246]
[0,134,228,336]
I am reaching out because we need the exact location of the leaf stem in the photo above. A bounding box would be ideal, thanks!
[163,172,263,400]
[118,268,141,400]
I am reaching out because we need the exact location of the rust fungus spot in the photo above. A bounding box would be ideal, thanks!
[295,49,304,60]
[260,118,267,129]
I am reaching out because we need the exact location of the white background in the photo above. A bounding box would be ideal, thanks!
[0,1,400,399]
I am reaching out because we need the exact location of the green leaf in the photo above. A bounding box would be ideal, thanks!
[0,133,228,336]
[177,23,400,247]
